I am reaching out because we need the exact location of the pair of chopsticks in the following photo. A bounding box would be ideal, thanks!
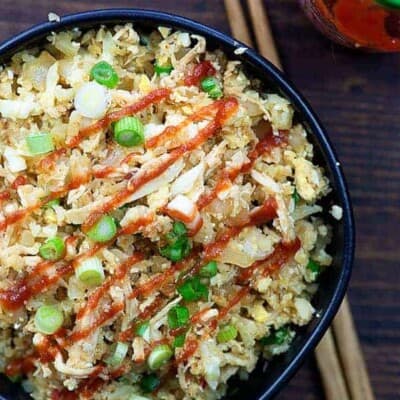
[223,1,375,399]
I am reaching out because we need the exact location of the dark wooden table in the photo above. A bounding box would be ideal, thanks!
[1,1,399,399]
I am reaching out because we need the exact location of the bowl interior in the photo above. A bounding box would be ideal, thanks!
[0,9,354,400]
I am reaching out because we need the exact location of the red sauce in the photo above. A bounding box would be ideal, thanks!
[197,129,288,210]
[38,148,67,171]
[238,238,301,283]
[5,355,36,377]
[76,253,144,320]
[67,88,171,149]
[0,221,147,311]
[316,0,400,51]
[11,175,28,189]
[218,286,250,321]
[0,190,11,203]
[70,303,124,343]
[175,338,199,365]
[184,60,216,86]
[83,98,239,231]
[146,99,225,149]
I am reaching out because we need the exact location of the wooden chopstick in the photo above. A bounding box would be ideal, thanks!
[223,1,375,400]
[246,0,282,70]
[223,0,252,47]
[332,297,375,400]
[315,329,350,400]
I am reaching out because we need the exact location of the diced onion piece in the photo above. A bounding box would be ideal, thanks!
[216,324,238,343]
[106,342,129,367]
[166,194,203,236]
[251,169,281,193]
[75,257,105,286]
[34,305,64,335]
[3,147,27,173]
[147,344,173,370]
[26,133,54,155]
[74,81,110,119]
[129,395,152,400]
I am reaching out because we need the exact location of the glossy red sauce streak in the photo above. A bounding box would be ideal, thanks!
[184,60,216,86]
[76,253,145,321]
[146,99,225,149]
[219,286,250,322]
[5,355,36,377]
[0,263,73,311]
[238,238,301,283]
[0,190,11,203]
[118,297,166,342]
[93,151,141,179]
[67,88,171,149]
[197,128,288,210]
[0,220,148,311]
[38,148,67,171]
[175,338,199,365]
[70,303,124,343]
[11,175,28,189]
[202,197,277,261]
[83,97,239,231]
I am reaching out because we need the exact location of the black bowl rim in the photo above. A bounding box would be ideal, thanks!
[0,8,355,400]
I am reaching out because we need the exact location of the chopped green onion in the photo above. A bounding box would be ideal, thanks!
[292,188,301,206]
[177,276,209,302]
[168,305,189,329]
[217,324,238,343]
[42,198,60,209]
[140,373,160,393]
[199,260,218,278]
[90,61,119,89]
[136,320,150,337]
[375,0,400,9]
[200,76,222,99]
[106,342,129,367]
[154,61,173,76]
[113,117,144,147]
[171,221,187,238]
[76,257,105,287]
[208,85,223,99]
[39,237,65,261]
[260,326,290,346]
[34,305,64,335]
[160,224,191,262]
[86,215,117,243]
[201,76,218,92]
[26,133,54,155]
[307,259,320,274]
[173,333,186,349]
[147,344,173,370]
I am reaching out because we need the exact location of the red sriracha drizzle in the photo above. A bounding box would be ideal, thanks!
[184,60,216,86]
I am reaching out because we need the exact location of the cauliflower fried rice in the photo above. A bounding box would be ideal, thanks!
[0,24,336,399]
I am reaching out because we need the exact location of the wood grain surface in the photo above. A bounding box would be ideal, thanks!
[0,1,399,399]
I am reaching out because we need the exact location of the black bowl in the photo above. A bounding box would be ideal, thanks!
[0,9,354,400]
